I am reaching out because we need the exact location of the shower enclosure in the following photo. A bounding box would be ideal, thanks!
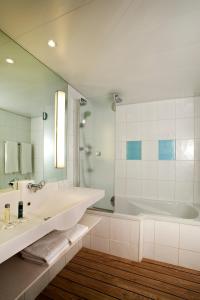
[77,99,115,211]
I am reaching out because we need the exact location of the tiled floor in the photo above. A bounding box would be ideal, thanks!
[37,247,200,300]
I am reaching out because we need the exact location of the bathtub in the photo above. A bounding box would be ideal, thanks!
[115,197,199,220]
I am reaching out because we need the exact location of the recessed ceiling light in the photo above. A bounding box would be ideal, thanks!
[6,58,14,64]
[48,40,56,48]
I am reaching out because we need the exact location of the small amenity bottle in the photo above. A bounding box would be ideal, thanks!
[18,201,23,219]
[4,204,10,224]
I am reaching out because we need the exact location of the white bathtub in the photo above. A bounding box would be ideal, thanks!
[115,197,199,220]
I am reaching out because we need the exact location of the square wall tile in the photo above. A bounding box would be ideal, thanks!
[126,104,142,122]
[126,179,142,197]
[179,249,200,271]
[158,161,175,180]
[155,244,178,265]
[159,140,175,160]
[82,234,91,248]
[126,141,142,160]
[176,140,194,160]
[175,98,194,118]
[180,224,200,252]
[141,121,158,140]
[158,120,175,139]
[176,118,194,139]
[92,216,110,239]
[141,102,157,121]
[109,240,131,260]
[141,161,158,180]
[175,182,194,202]
[142,141,157,161]
[142,180,158,199]
[126,161,142,179]
[143,242,155,259]
[155,221,179,247]
[126,122,141,140]
[158,100,175,120]
[91,236,110,254]
[176,161,194,181]
[110,218,132,243]
[158,181,175,201]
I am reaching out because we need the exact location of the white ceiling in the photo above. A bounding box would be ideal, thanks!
[0,0,200,104]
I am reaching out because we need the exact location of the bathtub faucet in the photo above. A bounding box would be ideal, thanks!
[27,180,45,193]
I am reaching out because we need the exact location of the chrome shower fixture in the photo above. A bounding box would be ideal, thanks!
[80,98,87,105]
[112,93,123,111]
[113,93,123,104]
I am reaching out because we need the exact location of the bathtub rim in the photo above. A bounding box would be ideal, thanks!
[87,207,200,227]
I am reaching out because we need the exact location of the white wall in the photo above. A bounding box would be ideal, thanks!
[115,97,200,205]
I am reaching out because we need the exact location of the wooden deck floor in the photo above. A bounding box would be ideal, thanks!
[37,247,200,300]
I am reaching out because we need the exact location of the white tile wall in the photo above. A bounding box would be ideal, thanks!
[83,214,141,261]
[143,218,200,271]
[179,249,200,270]
[115,97,200,205]
[155,244,179,265]
[180,224,200,252]
[155,221,179,248]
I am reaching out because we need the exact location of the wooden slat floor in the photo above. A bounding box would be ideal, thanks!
[37,247,200,300]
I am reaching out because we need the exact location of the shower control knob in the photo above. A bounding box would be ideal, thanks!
[95,151,101,156]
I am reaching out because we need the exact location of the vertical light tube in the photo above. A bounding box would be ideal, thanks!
[55,91,65,168]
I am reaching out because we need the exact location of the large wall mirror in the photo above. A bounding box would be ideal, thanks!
[0,30,68,190]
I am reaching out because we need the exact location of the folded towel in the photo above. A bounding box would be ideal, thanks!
[20,143,32,174]
[5,141,19,174]
[21,230,70,265]
[65,224,88,244]
[20,224,88,265]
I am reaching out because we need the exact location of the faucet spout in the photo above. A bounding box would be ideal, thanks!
[27,180,45,193]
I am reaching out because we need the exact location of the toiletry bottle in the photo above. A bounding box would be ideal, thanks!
[4,204,10,224]
[18,201,23,219]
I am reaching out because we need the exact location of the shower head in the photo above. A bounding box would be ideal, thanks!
[112,93,123,111]
[113,93,123,104]
[80,98,87,106]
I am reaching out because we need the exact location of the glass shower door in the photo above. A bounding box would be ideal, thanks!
[79,99,115,211]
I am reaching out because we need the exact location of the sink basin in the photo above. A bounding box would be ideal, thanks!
[28,187,105,230]
[0,186,104,264]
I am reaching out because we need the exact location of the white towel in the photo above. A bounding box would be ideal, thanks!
[21,230,70,265]
[65,224,88,244]
[5,141,19,174]
[20,143,32,174]
[20,224,88,265]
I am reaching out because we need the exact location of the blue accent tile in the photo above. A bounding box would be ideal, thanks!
[126,141,142,160]
[159,140,175,160]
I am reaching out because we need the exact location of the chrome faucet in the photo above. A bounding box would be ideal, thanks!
[27,180,45,193]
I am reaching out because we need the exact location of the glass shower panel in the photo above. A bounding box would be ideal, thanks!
[79,99,115,211]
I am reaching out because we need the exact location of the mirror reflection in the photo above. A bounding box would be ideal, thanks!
[0,30,68,190]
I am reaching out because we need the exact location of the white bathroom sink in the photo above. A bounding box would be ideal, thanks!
[0,187,104,264]
[28,187,104,230]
